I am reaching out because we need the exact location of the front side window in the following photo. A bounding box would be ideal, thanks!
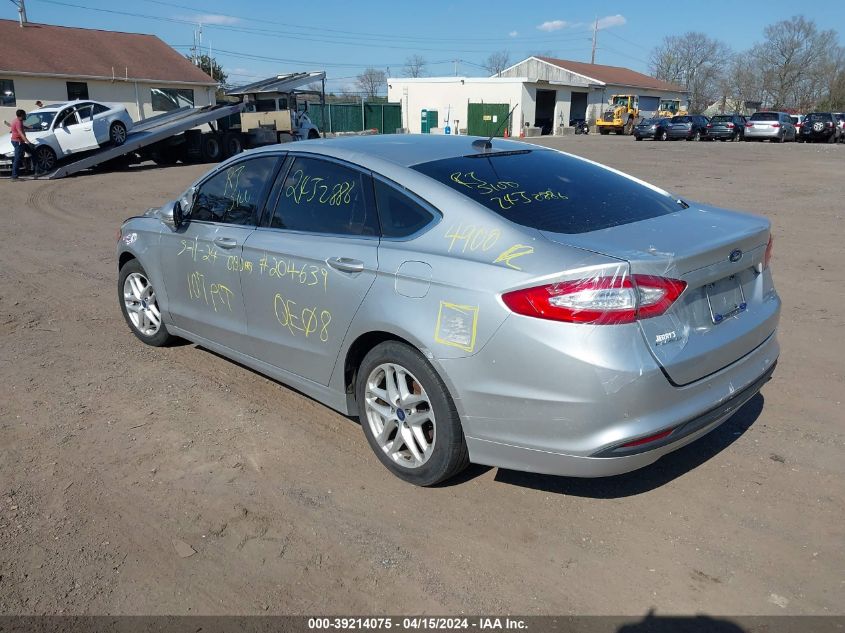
[66,81,89,100]
[0,79,15,107]
[412,149,683,234]
[151,87,194,112]
[374,180,436,238]
[191,156,279,225]
[269,157,379,236]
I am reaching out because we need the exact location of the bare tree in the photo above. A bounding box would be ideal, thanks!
[650,32,730,113]
[356,68,387,100]
[484,50,511,76]
[403,55,427,78]
[750,16,839,110]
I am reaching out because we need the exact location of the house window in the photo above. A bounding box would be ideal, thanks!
[66,81,89,100]
[151,87,195,112]
[0,79,15,107]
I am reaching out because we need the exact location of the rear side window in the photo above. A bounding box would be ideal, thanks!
[192,156,278,225]
[92,103,109,115]
[751,112,778,121]
[412,150,683,234]
[374,180,435,238]
[269,156,379,236]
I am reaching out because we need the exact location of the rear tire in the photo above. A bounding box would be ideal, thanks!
[658,130,668,141]
[222,132,243,158]
[200,134,222,162]
[356,341,469,486]
[109,121,127,147]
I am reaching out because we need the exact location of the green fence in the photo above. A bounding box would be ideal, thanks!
[305,102,402,134]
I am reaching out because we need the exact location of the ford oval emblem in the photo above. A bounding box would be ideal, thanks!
[729,249,743,263]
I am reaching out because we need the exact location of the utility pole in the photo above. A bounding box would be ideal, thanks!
[13,0,28,26]
[590,17,598,64]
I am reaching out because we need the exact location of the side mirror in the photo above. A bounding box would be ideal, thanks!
[161,200,184,230]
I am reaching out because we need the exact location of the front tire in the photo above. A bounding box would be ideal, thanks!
[356,341,468,486]
[119,259,173,347]
[32,145,57,173]
[109,121,127,146]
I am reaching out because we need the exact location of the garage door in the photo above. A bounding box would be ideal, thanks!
[639,96,660,116]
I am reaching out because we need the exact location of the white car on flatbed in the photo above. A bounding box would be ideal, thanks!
[1,100,133,173]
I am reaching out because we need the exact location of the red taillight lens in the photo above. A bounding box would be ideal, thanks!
[501,275,687,325]
[772,122,781,128]
[706,124,712,127]
[622,428,674,448]
[726,122,735,128]
[764,235,774,269]
[745,122,753,127]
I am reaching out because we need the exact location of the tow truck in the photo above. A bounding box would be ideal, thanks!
[2,72,326,180]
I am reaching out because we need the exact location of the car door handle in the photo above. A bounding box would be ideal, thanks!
[82,127,92,131]
[213,237,238,249]
[326,257,364,273]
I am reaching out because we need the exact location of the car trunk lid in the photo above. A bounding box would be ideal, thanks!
[541,205,779,385]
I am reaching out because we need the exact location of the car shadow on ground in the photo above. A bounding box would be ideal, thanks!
[615,611,748,632]
[190,344,763,497]
[489,394,765,497]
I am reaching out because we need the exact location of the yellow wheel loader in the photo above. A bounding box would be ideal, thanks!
[595,95,640,135]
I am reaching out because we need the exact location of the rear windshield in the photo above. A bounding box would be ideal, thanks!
[751,112,779,121]
[671,116,692,123]
[411,150,683,234]
[710,115,733,123]
[806,113,832,122]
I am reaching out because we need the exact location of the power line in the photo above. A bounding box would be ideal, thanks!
[139,0,596,45]
[33,0,592,53]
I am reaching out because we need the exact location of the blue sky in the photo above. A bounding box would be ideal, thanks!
[5,0,843,92]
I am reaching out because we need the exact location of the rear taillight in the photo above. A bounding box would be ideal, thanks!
[726,122,735,128]
[706,124,712,128]
[745,122,753,127]
[764,235,774,269]
[501,275,687,325]
[772,122,781,128]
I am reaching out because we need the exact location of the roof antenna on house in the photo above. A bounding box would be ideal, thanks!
[472,103,518,151]
[13,0,28,27]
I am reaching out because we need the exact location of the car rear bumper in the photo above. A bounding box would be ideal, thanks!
[744,127,781,139]
[439,315,780,478]
[708,129,738,138]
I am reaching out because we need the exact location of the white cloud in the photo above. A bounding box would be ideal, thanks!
[596,14,626,29]
[179,14,241,25]
[536,20,568,32]
[508,30,519,37]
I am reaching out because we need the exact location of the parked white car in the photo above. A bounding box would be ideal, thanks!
[1,100,133,173]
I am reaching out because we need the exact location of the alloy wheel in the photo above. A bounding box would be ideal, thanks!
[123,272,162,336]
[364,363,436,469]
[111,123,127,145]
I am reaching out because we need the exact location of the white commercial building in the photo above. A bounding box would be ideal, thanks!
[0,19,217,123]
[388,56,686,136]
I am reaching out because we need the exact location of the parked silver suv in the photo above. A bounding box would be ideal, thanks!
[744,111,797,142]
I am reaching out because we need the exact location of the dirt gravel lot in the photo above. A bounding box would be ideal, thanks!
[0,135,843,616]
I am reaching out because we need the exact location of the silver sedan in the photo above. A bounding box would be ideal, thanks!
[117,136,780,485]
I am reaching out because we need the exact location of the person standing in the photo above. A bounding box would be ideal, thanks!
[10,109,38,180]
